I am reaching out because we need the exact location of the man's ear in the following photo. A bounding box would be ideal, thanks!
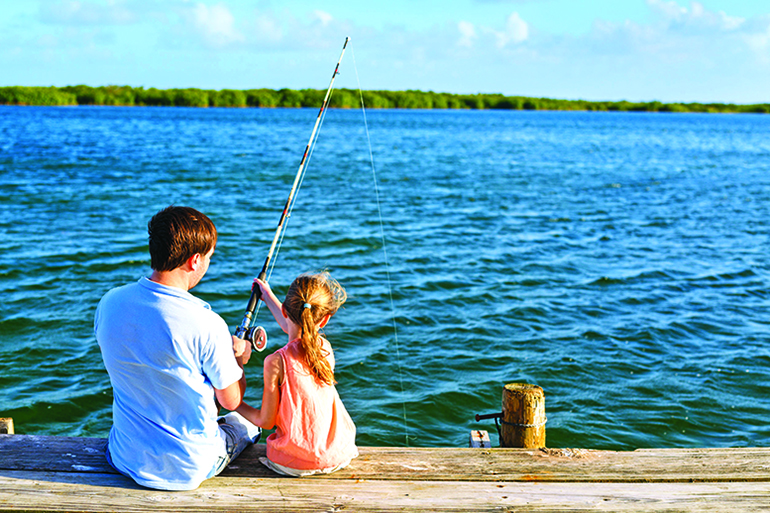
[318,314,331,329]
[187,252,202,271]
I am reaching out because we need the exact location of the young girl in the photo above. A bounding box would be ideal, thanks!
[236,272,358,476]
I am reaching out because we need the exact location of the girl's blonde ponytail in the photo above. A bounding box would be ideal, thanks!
[283,272,347,385]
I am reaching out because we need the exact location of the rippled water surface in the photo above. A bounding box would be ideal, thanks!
[1,106,769,449]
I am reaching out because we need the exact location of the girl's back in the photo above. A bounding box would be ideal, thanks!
[266,337,357,472]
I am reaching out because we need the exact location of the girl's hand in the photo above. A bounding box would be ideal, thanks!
[253,278,272,301]
[252,278,289,335]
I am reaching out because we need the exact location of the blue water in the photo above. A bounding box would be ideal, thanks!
[1,105,769,450]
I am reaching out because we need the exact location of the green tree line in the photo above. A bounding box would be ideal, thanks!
[1,85,767,114]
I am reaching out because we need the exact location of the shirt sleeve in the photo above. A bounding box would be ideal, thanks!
[200,312,243,390]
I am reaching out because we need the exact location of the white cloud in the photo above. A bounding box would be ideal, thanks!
[187,2,244,48]
[235,8,352,50]
[646,0,745,32]
[39,0,139,26]
[474,11,529,49]
[314,10,333,27]
[505,12,529,43]
[491,12,529,47]
[578,0,763,64]
[646,0,687,21]
[457,21,476,48]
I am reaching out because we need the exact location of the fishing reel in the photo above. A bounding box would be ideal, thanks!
[235,324,268,352]
[235,273,268,352]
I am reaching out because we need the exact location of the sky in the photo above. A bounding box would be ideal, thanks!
[1,0,769,103]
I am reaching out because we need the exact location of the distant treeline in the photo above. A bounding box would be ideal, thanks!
[1,85,768,114]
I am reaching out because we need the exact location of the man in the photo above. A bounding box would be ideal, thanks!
[95,206,260,490]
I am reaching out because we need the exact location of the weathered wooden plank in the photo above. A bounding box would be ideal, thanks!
[225,445,770,483]
[3,435,770,484]
[314,446,770,483]
[0,471,769,512]
[0,436,112,474]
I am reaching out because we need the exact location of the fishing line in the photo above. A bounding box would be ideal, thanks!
[351,45,410,447]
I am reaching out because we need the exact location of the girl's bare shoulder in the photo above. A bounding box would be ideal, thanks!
[263,351,285,380]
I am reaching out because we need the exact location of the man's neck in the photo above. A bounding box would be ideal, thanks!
[149,269,191,291]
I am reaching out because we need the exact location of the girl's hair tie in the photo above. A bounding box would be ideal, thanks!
[303,303,312,309]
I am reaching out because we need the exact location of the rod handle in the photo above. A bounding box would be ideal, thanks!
[245,284,262,312]
[245,270,268,312]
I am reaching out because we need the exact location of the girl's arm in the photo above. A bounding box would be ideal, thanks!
[235,352,282,429]
[254,278,289,334]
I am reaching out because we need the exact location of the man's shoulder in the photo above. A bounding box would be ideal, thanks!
[184,304,228,331]
[97,278,229,333]
[99,280,142,304]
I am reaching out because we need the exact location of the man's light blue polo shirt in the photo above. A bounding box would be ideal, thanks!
[95,277,242,490]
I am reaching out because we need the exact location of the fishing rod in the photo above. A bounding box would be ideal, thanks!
[235,36,350,352]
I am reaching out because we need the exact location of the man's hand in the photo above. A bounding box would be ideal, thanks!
[232,335,252,365]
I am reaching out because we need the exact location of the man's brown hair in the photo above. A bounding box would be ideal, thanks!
[148,206,217,272]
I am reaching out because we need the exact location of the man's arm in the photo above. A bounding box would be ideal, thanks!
[214,353,247,411]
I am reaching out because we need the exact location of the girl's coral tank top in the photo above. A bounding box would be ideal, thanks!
[266,338,358,470]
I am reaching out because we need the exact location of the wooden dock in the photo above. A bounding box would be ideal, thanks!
[1,434,770,511]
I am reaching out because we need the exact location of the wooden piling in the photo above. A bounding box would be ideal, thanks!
[501,383,545,448]
[0,418,13,435]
